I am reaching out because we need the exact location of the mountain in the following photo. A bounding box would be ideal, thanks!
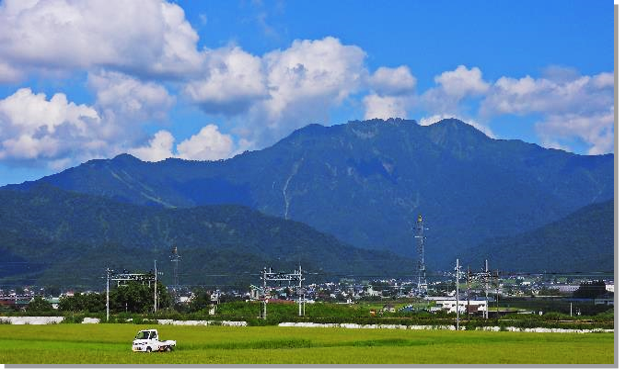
[0,185,414,288]
[6,118,614,269]
[464,200,614,272]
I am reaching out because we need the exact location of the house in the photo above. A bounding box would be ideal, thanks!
[267,299,295,305]
[555,285,580,293]
[364,286,382,297]
[45,297,60,310]
[431,299,487,314]
[249,285,263,300]
[0,295,32,310]
[382,304,396,313]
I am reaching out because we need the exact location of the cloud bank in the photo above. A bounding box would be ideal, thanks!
[0,0,613,172]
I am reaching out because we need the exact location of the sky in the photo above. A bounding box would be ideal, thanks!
[0,0,614,185]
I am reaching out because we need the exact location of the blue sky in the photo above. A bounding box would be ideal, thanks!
[0,0,614,185]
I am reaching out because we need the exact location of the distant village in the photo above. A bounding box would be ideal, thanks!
[1,273,613,316]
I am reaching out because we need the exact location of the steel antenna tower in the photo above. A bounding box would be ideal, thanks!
[414,214,428,296]
[171,246,181,293]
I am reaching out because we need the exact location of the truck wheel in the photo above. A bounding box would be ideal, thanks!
[146,347,152,353]
[165,346,171,352]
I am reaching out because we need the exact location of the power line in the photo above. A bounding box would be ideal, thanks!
[258,265,305,320]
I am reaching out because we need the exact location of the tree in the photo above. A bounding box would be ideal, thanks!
[111,281,172,314]
[573,280,607,299]
[59,281,171,314]
[44,285,61,297]
[112,282,151,313]
[58,293,105,313]
[0,303,17,313]
[188,289,211,312]
[26,297,53,313]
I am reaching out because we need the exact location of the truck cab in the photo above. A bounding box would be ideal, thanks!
[132,329,176,352]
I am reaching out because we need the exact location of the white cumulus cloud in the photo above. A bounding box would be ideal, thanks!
[128,130,175,162]
[536,109,614,155]
[480,71,614,154]
[177,124,235,161]
[0,0,203,79]
[421,65,490,115]
[480,72,613,117]
[183,37,367,147]
[0,0,612,163]
[128,125,237,162]
[89,71,175,124]
[363,94,409,120]
[0,72,178,168]
[184,46,268,115]
[222,37,368,146]
[418,114,494,138]
[434,65,489,98]
[261,37,366,121]
[0,88,101,161]
[368,66,416,96]
[0,61,23,83]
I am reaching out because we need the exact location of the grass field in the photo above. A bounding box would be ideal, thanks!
[0,324,613,364]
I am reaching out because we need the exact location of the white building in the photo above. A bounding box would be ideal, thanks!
[555,285,580,293]
[364,286,382,297]
[431,299,487,314]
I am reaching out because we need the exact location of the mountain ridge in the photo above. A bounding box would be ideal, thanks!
[464,200,614,272]
[4,118,613,269]
[0,184,414,287]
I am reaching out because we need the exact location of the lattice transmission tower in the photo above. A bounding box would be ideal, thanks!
[415,214,428,296]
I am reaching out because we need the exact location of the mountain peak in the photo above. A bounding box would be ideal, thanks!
[351,117,417,126]
[431,118,479,131]
[111,153,142,163]
[426,118,491,142]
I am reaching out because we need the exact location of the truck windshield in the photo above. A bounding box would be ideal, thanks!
[135,331,149,339]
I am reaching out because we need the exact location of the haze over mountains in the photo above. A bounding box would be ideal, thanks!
[6,118,613,273]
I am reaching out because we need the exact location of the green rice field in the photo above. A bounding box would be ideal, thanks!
[0,324,613,364]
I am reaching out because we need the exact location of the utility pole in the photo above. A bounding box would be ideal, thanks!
[154,260,158,314]
[455,259,461,330]
[484,260,489,320]
[495,269,499,317]
[106,268,110,322]
[297,264,304,317]
[262,268,268,320]
[466,266,471,318]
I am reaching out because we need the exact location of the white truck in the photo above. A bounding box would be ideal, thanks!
[132,329,176,352]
